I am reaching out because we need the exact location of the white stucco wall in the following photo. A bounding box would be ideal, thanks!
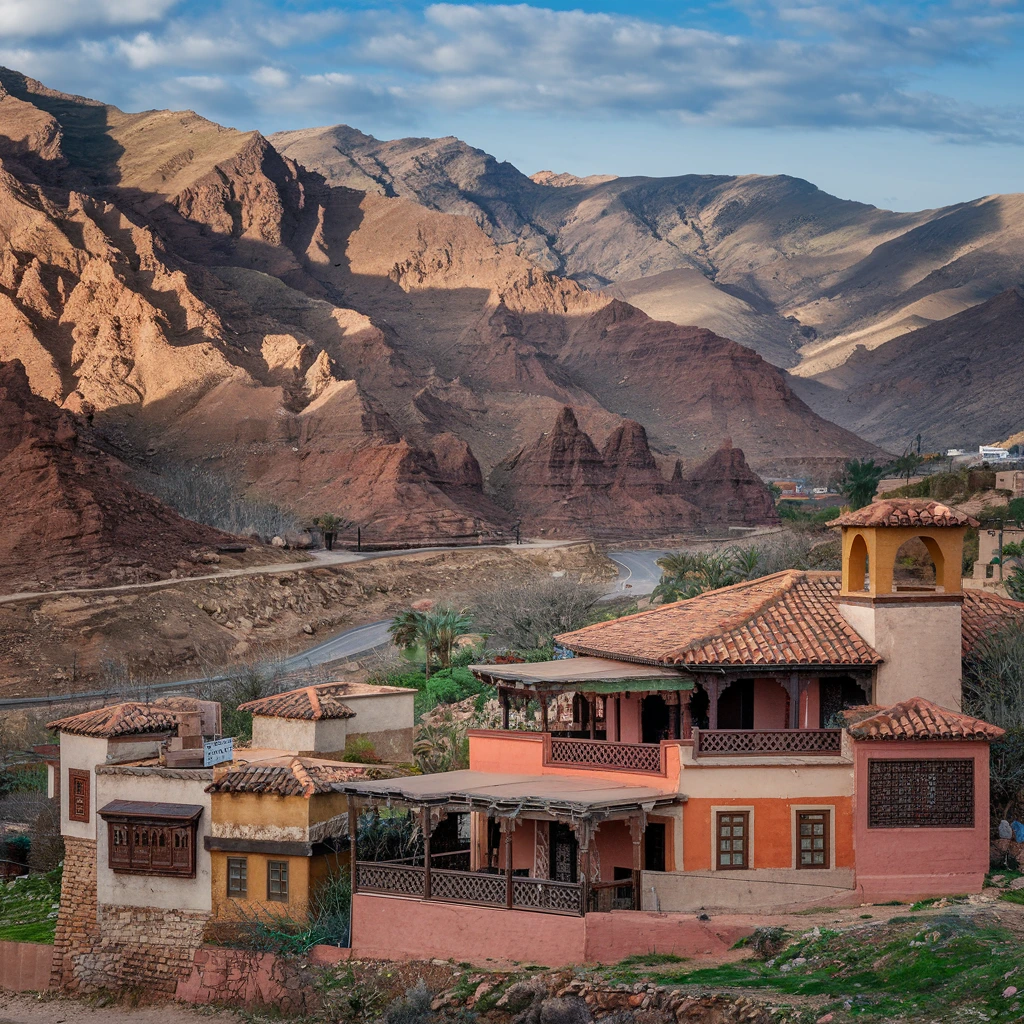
[58,733,109,840]
[94,769,213,912]
[342,692,415,735]
[250,715,321,753]
[311,718,352,755]
[678,753,856,799]
[839,599,963,710]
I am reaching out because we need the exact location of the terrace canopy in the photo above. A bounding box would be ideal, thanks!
[469,657,693,733]
[336,769,681,820]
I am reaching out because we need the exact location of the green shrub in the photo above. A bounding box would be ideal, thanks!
[342,737,382,764]
[425,667,484,705]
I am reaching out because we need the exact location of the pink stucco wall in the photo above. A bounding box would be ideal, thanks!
[0,941,53,992]
[618,695,642,743]
[852,739,991,900]
[753,679,789,730]
[350,894,753,966]
[351,893,586,965]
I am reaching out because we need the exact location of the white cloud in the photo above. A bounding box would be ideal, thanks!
[0,0,178,37]
[252,66,290,89]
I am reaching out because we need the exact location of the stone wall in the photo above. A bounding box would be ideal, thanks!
[51,837,211,996]
[73,905,210,996]
[50,835,98,991]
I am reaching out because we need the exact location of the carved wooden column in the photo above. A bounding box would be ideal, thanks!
[681,690,693,740]
[705,677,720,730]
[501,817,516,909]
[573,820,593,914]
[500,688,510,730]
[629,813,647,910]
[787,672,800,730]
[421,807,433,899]
[539,691,549,733]
[588,695,597,739]
[349,796,359,897]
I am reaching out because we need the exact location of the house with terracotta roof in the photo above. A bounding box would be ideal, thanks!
[341,500,1023,963]
[45,680,411,993]
[241,680,415,762]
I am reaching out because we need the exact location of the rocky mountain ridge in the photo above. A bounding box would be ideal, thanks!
[273,124,1024,449]
[0,68,878,555]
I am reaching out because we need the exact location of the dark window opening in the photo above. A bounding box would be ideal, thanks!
[868,758,975,828]
[819,676,868,728]
[644,822,667,872]
[549,821,578,883]
[228,857,247,897]
[69,769,90,823]
[718,680,755,730]
[268,860,289,902]
[106,819,197,876]
[716,811,749,869]
[641,694,671,743]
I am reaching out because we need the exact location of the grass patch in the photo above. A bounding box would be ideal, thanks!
[0,866,61,943]
[999,889,1024,905]
[651,916,1021,1019]
[617,952,687,967]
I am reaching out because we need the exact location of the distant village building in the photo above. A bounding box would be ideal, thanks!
[996,470,1024,498]
[979,445,1011,460]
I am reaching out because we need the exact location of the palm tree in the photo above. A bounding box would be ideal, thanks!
[840,459,885,510]
[388,606,473,678]
[892,448,923,484]
[313,513,348,551]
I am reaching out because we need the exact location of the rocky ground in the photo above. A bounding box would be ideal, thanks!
[0,995,239,1024]
[0,543,612,696]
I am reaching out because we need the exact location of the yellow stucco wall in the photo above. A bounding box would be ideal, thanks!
[841,524,964,596]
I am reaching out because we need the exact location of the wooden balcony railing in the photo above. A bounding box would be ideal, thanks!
[544,735,665,774]
[693,728,842,757]
[355,861,584,916]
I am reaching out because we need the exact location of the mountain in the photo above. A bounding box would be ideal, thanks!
[790,288,1024,452]
[0,358,258,589]
[0,69,878,556]
[272,124,1024,445]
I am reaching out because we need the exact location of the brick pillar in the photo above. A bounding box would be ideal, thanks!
[50,836,98,991]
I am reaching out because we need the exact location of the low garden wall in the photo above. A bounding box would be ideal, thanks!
[0,940,54,992]
[350,893,755,966]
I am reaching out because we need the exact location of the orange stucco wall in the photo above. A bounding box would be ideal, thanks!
[350,893,753,966]
[468,730,679,793]
[682,797,854,872]
[852,740,990,900]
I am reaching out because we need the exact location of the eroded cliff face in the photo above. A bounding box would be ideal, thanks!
[677,442,781,527]
[0,68,875,553]
[491,407,704,537]
[0,359,255,589]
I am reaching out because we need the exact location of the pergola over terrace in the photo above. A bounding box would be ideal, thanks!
[337,770,682,916]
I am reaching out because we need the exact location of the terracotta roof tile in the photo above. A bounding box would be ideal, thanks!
[833,499,978,529]
[205,757,372,797]
[48,698,203,738]
[843,698,1004,741]
[962,588,1024,655]
[557,571,883,667]
[238,683,357,721]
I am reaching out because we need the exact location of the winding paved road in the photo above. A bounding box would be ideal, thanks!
[0,545,665,711]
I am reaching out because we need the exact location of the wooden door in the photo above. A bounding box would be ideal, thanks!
[797,810,830,869]
[716,811,749,870]
[549,822,578,882]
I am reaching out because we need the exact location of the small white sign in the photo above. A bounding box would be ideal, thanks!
[203,737,234,767]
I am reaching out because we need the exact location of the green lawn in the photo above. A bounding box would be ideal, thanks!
[604,914,1024,1021]
[0,866,61,943]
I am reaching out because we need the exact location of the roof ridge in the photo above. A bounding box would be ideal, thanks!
[289,757,316,797]
[307,686,322,720]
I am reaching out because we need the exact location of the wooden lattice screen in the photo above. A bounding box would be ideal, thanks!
[867,758,975,829]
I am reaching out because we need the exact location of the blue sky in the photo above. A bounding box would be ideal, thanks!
[2,0,1022,209]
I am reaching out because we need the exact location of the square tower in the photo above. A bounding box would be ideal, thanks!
[834,499,978,710]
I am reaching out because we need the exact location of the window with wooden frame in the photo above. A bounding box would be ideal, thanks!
[227,857,248,897]
[68,769,90,822]
[716,811,749,869]
[267,860,289,902]
[100,801,202,877]
[797,811,830,869]
[868,758,975,829]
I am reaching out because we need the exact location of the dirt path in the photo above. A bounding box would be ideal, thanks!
[0,994,238,1024]
[0,542,575,607]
